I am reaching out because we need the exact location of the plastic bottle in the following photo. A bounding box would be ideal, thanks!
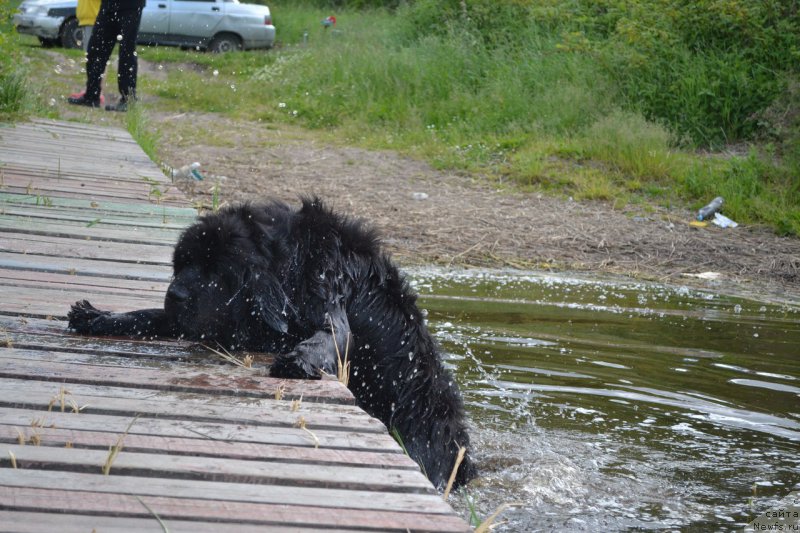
[697,196,723,221]
[172,162,203,181]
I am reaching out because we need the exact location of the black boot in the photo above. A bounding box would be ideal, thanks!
[67,95,100,107]
[105,100,129,112]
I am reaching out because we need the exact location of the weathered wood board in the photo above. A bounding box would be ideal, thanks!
[0,120,471,532]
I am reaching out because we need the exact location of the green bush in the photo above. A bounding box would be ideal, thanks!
[0,69,28,117]
[0,1,31,120]
[545,0,799,146]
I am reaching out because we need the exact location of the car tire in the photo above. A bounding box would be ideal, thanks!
[60,17,82,49]
[208,33,242,53]
[38,36,59,48]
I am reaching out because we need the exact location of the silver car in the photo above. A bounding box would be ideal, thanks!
[13,0,276,52]
[12,0,81,48]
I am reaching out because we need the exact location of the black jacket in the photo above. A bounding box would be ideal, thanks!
[102,0,146,11]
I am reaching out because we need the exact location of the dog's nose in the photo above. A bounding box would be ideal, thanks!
[166,284,189,302]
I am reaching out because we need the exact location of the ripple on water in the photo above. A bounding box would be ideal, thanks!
[413,267,800,530]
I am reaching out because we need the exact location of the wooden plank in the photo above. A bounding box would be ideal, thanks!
[0,166,180,189]
[2,125,157,154]
[0,155,157,174]
[0,216,181,244]
[0,512,350,533]
[0,286,164,318]
[0,175,185,205]
[0,425,415,470]
[0,470,462,516]
[3,445,431,493]
[0,350,354,403]
[1,327,211,362]
[0,142,160,171]
[0,186,185,207]
[0,192,198,217]
[0,317,207,361]
[0,252,171,280]
[0,489,470,532]
[6,119,157,146]
[0,210,184,237]
[0,408,392,451]
[0,346,227,371]
[0,379,384,432]
[0,121,177,205]
[0,268,168,294]
[0,205,190,230]
[0,234,172,264]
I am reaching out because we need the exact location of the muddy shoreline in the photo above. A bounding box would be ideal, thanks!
[146,112,800,306]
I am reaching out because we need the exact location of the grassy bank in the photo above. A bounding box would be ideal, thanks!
[3,0,798,235]
[0,1,38,119]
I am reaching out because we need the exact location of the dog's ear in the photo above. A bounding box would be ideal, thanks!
[250,272,292,334]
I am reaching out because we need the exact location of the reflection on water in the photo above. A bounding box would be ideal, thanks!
[409,268,800,531]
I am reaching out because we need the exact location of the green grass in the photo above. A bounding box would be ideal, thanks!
[125,100,160,161]
[0,0,41,120]
[4,0,799,235]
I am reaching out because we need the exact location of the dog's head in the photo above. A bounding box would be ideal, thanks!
[165,204,294,347]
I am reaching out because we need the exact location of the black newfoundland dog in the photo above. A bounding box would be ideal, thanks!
[68,197,475,489]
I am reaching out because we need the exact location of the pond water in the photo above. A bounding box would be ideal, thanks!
[409,268,800,531]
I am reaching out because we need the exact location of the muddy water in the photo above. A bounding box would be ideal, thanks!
[409,268,800,531]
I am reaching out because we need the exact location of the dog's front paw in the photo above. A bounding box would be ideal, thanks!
[269,350,325,380]
[68,300,108,334]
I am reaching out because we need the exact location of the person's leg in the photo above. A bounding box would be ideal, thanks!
[116,6,144,102]
[83,6,119,101]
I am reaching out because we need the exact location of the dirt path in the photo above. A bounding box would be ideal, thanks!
[146,112,800,303]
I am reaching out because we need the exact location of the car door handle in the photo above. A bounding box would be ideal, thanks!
[158,3,166,7]
[212,6,220,11]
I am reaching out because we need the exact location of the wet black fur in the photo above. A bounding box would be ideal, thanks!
[68,197,476,489]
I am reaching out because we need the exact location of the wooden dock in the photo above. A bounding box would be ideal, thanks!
[0,119,470,532]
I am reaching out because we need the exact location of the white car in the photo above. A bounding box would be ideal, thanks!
[13,0,276,52]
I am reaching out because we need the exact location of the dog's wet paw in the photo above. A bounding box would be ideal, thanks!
[68,300,108,334]
[269,350,324,380]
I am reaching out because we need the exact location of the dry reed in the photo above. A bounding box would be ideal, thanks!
[294,416,320,448]
[136,496,170,533]
[442,446,466,501]
[475,502,523,533]
[275,383,286,401]
[102,416,138,475]
[290,395,303,412]
[328,316,351,387]
[204,343,254,369]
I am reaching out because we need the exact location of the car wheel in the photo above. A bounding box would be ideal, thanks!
[208,33,242,53]
[60,17,82,49]
[38,36,59,48]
